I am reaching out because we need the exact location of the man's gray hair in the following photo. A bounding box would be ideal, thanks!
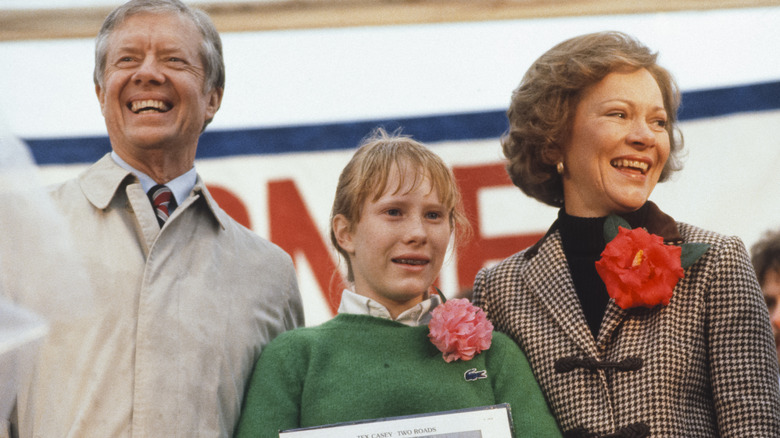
[93,0,225,94]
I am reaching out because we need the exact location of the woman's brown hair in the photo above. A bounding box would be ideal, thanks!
[503,31,684,207]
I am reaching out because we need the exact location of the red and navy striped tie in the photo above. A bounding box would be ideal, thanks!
[148,184,177,227]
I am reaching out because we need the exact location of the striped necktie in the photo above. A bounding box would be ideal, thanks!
[148,184,177,227]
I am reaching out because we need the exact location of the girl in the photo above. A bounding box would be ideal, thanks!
[234,128,561,437]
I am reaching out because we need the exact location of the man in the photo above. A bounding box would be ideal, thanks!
[11,1,304,436]
[752,228,780,365]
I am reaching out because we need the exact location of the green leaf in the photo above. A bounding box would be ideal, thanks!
[603,214,631,243]
[680,243,710,269]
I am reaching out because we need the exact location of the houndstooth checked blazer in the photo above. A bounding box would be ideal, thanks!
[473,212,780,437]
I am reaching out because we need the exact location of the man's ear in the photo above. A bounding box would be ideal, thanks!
[95,84,106,116]
[332,214,355,254]
[204,87,223,121]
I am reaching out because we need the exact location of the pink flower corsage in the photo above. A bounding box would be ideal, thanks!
[428,298,493,362]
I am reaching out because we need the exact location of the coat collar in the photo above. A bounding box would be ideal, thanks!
[78,154,227,230]
[522,201,681,353]
[524,201,681,260]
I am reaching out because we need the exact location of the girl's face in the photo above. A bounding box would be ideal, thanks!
[333,164,453,318]
[560,68,670,217]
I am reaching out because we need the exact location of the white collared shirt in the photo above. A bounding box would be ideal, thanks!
[337,289,441,327]
[111,151,196,206]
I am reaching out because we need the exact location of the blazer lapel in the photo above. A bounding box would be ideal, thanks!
[596,299,629,350]
[526,230,599,357]
[595,201,681,349]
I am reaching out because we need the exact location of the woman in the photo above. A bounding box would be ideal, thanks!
[235,129,562,437]
[472,31,780,437]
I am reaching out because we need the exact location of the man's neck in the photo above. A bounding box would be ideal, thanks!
[113,148,195,184]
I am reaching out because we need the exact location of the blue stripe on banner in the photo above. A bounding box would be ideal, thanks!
[195,111,507,159]
[24,80,780,165]
[678,81,780,120]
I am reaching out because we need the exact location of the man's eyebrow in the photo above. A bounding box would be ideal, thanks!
[112,45,141,54]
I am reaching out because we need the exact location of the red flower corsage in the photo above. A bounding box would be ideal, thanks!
[595,215,709,310]
[428,298,493,362]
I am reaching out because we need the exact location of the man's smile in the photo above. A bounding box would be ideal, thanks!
[129,99,171,114]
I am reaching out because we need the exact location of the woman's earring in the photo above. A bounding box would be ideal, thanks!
[556,161,564,175]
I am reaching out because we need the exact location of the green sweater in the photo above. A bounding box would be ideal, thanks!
[235,314,561,437]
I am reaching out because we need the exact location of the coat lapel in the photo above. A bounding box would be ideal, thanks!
[526,230,599,357]
[595,300,629,350]
[595,201,682,349]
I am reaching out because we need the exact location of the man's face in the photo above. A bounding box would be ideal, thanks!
[95,12,222,160]
[762,269,780,363]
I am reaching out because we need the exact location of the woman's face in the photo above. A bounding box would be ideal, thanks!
[560,68,670,217]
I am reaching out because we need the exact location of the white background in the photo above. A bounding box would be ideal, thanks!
[2,6,779,324]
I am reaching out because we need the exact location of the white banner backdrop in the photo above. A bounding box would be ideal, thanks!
[2,7,780,325]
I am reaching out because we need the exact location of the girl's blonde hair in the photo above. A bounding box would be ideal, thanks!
[330,128,469,282]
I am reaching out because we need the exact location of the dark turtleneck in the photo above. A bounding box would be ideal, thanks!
[557,204,651,337]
